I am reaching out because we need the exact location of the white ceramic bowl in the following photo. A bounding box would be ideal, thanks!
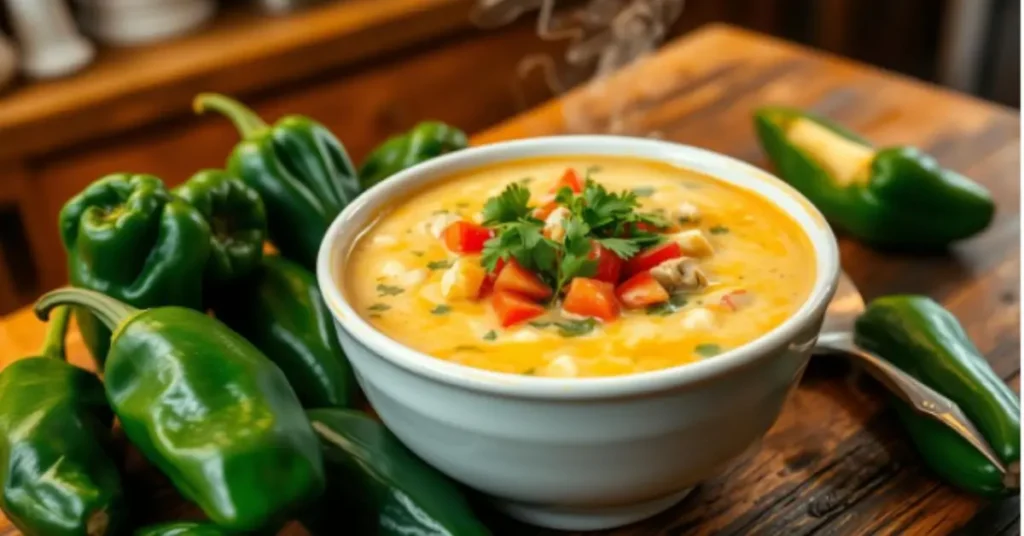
[316,136,840,531]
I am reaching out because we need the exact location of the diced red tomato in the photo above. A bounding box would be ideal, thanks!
[443,221,493,254]
[623,242,683,277]
[588,242,623,284]
[616,272,670,309]
[719,290,753,312]
[492,290,545,327]
[494,259,552,300]
[551,168,583,193]
[562,278,620,322]
[533,201,560,220]
[479,257,507,297]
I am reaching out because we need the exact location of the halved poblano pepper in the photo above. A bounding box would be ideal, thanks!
[754,107,994,248]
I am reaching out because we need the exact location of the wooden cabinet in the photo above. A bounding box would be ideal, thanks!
[0,1,565,313]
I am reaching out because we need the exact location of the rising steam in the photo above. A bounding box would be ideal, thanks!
[471,0,686,136]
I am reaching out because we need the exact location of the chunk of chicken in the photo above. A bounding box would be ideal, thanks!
[682,307,716,330]
[441,257,487,300]
[424,212,462,238]
[676,202,701,223]
[649,257,708,291]
[669,229,713,257]
[539,355,578,378]
[543,206,570,242]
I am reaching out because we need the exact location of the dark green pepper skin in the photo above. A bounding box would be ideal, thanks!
[213,255,355,409]
[359,121,469,189]
[754,106,994,248]
[303,409,489,536]
[194,93,360,271]
[35,289,326,532]
[855,295,1020,495]
[172,169,267,289]
[0,307,126,536]
[134,523,230,536]
[60,173,211,366]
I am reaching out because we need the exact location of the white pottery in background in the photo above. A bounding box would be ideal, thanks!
[316,136,841,531]
[4,0,94,79]
[75,0,215,46]
[0,33,17,90]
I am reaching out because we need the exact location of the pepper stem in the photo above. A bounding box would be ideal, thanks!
[35,288,139,333]
[193,93,269,139]
[39,306,71,361]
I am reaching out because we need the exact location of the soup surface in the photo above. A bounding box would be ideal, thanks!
[345,156,815,378]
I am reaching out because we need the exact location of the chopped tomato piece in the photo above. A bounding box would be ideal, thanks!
[479,257,507,297]
[533,200,560,220]
[562,278,620,322]
[443,221,493,254]
[494,259,552,300]
[551,168,583,193]
[588,242,623,284]
[616,272,670,309]
[624,242,683,277]
[492,290,545,327]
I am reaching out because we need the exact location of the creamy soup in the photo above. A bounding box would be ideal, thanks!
[345,156,815,377]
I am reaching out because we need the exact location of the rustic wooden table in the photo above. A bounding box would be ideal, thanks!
[0,24,1019,536]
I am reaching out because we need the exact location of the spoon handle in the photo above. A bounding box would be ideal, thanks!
[815,332,1007,474]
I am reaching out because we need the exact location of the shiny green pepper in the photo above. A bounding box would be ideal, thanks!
[359,121,469,189]
[0,306,126,536]
[753,107,994,248]
[35,288,325,532]
[134,523,230,536]
[303,409,489,535]
[60,173,211,366]
[855,295,1020,496]
[213,255,356,409]
[172,169,267,289]
[194,93,361,270]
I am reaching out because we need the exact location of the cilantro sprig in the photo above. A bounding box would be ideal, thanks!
[479,173,666,297]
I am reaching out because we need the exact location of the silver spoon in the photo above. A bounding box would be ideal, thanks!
[815,272,1007,474]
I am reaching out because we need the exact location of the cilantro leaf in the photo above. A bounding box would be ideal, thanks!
[554,318,598,337]
[482,183,533,225]
[594,237,640,260]
[427,259,453,270]
[376,284,404,296]
[695,343,722,357]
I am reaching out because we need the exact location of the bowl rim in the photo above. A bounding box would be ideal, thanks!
[317,135,840,400]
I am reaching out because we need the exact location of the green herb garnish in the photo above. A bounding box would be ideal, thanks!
[709,225,729,235]
[480,178,665,295]
[528,321,552,328]
[554,318,598,337]
[376,284,404,297]
[427,259,453,270]
[431,305,452,315]
[368,303,390,312]
[585,165,602,176]
[695,343,722,357]
[631,186,655,197]
[646,294,688,316]
[483,330,498,341]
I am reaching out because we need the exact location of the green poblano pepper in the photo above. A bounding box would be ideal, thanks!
[359,121,469,189]
[855,295,1020,496]
[60,173,212,366]
[0,307,126,536]
[194,93,361,271]
[35,288,325,532]
[303,410,490,536]
[172,169,267,289]
[753,106,994,249]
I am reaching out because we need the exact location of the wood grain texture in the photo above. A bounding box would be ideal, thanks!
[0,23,1019,535]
